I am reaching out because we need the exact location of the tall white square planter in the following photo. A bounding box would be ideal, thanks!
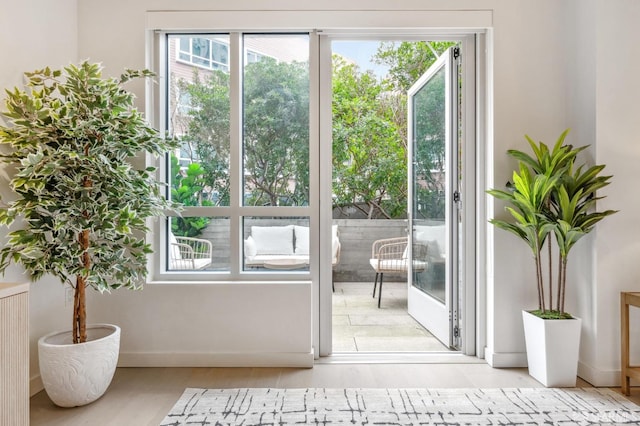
[522,310,581,387]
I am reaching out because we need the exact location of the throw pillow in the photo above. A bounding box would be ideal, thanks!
[294,225,310,255]
[251,225,295,255]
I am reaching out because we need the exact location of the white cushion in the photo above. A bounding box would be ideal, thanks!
[251,225,294,255]
[245,254,309,266]
[331,225,340,262]
[244,236,257,257]
[294,225,309,255]
[369,258,427,272]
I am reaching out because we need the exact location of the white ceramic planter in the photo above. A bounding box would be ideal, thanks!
[38,323,120,407]
[522,311,581,387]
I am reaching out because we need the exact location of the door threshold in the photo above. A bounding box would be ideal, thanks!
[317,352,485,364]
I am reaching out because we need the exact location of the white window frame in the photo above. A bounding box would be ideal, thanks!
[152,31,319,282]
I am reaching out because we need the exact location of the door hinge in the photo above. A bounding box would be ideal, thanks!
[453,325,460,338]
[453,47,460,59]
[453,191,461,203]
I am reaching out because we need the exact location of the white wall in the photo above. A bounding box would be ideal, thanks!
[0,0,78,394]
[557,0,640,386]
[487,1,640,385]
[485,1,571,368]
[5,0,640,389]
[76,0,627,380]
[592,0,640,384]
[87,283,313,367]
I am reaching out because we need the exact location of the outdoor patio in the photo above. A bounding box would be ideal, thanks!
[332,281,450,352]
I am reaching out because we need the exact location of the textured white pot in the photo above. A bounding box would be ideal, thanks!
[38,323,120,407]
[522,311,581,387]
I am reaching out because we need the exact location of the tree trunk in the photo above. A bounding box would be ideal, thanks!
[73,275,87,344]
[73,169,92,344]
[556,253,563,312]
[73,228,91,343]
[560,257,568,314]
[534,252,544,312]
[547,239,553,311]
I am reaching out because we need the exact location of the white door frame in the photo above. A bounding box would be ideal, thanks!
[318,33,480,359]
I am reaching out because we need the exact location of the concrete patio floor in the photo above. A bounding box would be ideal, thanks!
[332,281,451,352]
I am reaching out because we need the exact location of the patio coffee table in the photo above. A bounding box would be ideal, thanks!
[263,259,308,270]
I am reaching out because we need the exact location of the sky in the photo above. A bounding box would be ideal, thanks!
[331,40,391,79]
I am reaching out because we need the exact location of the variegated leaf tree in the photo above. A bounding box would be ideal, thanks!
[0,61,178,343]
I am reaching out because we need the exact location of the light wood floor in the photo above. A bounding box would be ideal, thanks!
[30,364,639,426]
[30,283,639,424]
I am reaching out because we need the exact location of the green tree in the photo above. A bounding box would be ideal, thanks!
[331,41,456,219]
[332,56,406,219]
[174,41,455,218]
[376,41,456,221]
[176,70,231,206]
[374,41,456,92]
[170,155,212,237]
[176,59,309,207]
[243,58,310,206]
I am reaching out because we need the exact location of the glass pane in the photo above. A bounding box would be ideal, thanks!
[167,217,230,271]
[212,41,229,68]
[412,65,446,303]
[242,34,310,206]
[243,217,310,272]
[179,37,190,54]
[168,34,231,207]
[192,38,210,60]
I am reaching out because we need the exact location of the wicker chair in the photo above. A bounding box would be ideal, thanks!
[369,236,427,308]
[169,234,213,270]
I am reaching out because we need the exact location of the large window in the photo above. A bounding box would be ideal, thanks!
[164,33,311,276]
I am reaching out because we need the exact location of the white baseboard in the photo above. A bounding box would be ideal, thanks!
[117,351,315,368]
[30,375,43,397]
[484,348,528,368]
[577,361,628,387]
[29,351,311,398]
[482,353,624,387]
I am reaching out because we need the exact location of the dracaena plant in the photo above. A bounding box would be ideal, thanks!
[488,129,616,319]
[0,61,178,343]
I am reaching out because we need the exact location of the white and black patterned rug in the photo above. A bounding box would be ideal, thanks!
[160,387,640,425]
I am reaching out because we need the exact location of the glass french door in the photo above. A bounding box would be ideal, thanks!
[407,47,461,349]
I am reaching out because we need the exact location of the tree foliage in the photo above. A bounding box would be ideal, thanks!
[331,41,456,219]
[175,70,231,206]
[170,155,212,237]
[488,130,617,317]
[177,59,309,208]
[374,41,456,93]
[243,58,310,206]
[0,62,178,343]
[173,41,456,221]
[331,56,406,219]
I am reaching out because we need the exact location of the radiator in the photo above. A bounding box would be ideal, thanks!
[0,282,29,426]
